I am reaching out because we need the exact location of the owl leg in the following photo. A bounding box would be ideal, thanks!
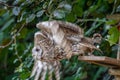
[40,62,47,80]
[34,61,43,80]
[30,61,38,78]
[48,64,54,80]
[66,51,73,59]
[54,61,60,80]
[88,49,94,56]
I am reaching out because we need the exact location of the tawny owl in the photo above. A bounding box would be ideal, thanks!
[31,20,102,80]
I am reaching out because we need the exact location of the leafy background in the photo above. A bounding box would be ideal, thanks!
[0,0,120,80]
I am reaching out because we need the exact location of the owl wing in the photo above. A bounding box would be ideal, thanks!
[36,20,84,45]
[36,20,102,58]
[57,21,84,36]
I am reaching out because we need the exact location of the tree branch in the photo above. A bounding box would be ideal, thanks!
[0,1,15,8]
[0,23,26,48]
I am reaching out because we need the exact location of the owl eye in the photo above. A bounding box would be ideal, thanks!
[35,48,40,52]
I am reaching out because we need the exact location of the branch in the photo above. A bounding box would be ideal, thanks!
[0,39,13,48]
[117,36,120,60]
[0,23,26,48]
[77,18,106,22]
[111,0,117,14]
[0,1,15,8]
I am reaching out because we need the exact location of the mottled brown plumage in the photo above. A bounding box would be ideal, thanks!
[31,32,61,80]
[36,20,102,58]
[31,20,102,80]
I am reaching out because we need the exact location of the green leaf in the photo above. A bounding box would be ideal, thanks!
[36,10,45,17]
[58,1,72,12]
[116,5,120,12]
[20,72,30,79]
[88,5,98,12]
[106,20,117,25]
[19,28,28,38]
[12,7,21,16]
[0,9,7,16]
[93,67,107,80]
[0,32,3,43]
[66,12,76,22]
[108,0,114,3]
[108,27,120,45]
[87,0,93,6]
[1,19,14,31]
[43,2,48,9]
[26,14,35,23]
[64,4,72,12]
[73,4,83,17]
[53,10,65,19]
[17,12,26,22]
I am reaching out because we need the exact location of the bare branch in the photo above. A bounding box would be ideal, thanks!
[117,36,120,60]
[0,1,15,8]
[0,23,26,48]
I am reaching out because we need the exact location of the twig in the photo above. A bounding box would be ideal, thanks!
[111,0,117,14]
[0,23,26,48]
[16,23,26,35]
[117,36,120,60]
[77,18,106,22]
[0,39,13,48]
[12,23,26,63]
[13,35,22,63]
[0,1,15,8]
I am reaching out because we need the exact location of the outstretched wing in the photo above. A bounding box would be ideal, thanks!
[56,21,84,36]
[36,20,102,58]
[36,20,79,58]
[36,20,84,47]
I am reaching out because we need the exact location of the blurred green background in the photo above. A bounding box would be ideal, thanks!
[0,0,120,80]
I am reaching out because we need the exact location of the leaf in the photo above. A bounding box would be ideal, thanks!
[66,12,76,22]
[116,5,120,12]
[20,72,30,79]
[19,28,28,38]
[53,10,65,19]
[1,19,14,31]
[93,67,107,80]
[43,2,48,9]
[73,4,83,17]
[87,0,93,6]
[58,1,72,12]
[88,5,98,12]
[108,0,114,3]
[17,12,26,22]
[0,32,3,44]
[108,27,120,45]
[12,7,21,16]
[106,14,120,22]
[106,20,117,25]
[64,4,72,12]
[26,14,35,23]
[0,9,7,16]
[36,10,45,17]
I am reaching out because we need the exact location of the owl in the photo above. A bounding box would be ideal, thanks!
[36,20,102,58]
[31,20,102,80]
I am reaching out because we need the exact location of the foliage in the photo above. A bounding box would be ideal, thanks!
[0,0,120,80]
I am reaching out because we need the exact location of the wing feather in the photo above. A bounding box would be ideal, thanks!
[36,20,102,58]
